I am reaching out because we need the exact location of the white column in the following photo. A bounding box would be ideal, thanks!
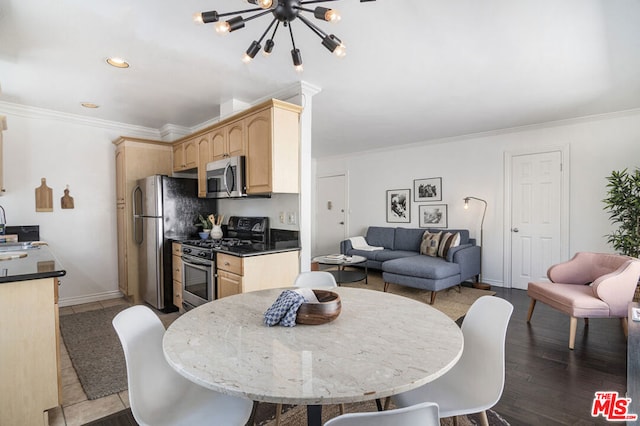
[285,82,321,272]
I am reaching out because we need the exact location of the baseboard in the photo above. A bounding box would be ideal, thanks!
[59,290,124,307]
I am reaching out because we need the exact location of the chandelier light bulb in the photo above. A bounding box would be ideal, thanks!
[248,0,273,9]
[334,42,346,57]
[326,9,341,22]
[243,40,261,63]
[291,48,303,73]
[215,21,231,34]
[193,12,204,24]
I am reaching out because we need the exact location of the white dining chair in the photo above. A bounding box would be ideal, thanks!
[324,401,440,426]
[392,296,513,426]
[294,271,338,288]
[112,305,254,426]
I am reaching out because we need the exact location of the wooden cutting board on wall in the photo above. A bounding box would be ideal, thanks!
[35,178,53,212]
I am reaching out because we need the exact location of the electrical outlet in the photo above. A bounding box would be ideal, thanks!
[287,212,296,225]
[279,212,285,224]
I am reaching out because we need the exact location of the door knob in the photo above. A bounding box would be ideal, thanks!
[339,221,344,225]
[512,228,519,233]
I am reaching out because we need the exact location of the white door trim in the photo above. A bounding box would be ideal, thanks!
[502,144,571,288]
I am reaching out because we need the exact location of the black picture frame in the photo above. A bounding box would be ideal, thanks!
[414,177,442,202]
[386,189,411,223]
[419,204,448,228]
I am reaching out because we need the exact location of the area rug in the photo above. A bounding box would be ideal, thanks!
[339,270,495,321]
[59,305,128,400]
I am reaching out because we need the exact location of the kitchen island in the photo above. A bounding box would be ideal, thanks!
[0,242,66,426]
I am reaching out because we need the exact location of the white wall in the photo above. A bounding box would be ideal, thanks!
[0,105,159,305]
[315,109,640,287]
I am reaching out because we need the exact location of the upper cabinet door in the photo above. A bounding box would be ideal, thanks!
[211,127,227,161]
[245,108,272,194]
[227,120,246,158]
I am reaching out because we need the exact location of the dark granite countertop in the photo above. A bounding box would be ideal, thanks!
[0,243,66,283]
[214,244,301,257]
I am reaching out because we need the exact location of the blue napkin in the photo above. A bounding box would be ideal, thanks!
[264,290,307,327]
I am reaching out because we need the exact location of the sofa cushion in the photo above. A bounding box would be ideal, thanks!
[438,232,461,258]
[373,250,420,262]
[420,231,442,257]
[383,256,460,279]
[366,227,395,249]
[394,228,425,252]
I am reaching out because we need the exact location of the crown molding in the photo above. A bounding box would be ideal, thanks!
[158,123,192,142]
[0,101,161,139]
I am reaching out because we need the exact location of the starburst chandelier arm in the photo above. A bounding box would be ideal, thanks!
[241,8,276,24]
[257,17,279,44]
[196,7,264,23]
[288,23,304,72]
[296,13,329,39]
[263,20,281,56]
[296,13,346,57]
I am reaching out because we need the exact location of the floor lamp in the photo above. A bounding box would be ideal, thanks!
[464,196,490,290]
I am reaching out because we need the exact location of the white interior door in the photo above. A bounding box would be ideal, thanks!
[509,151,563,290]
[315,175,347,256]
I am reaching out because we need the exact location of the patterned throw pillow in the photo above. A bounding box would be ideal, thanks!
[420,231,442,257]
[438,232,461,258]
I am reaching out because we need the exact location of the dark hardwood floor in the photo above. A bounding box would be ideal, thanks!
[492,287,627,425]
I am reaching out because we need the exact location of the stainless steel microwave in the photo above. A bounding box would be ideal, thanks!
[205,156,247,198]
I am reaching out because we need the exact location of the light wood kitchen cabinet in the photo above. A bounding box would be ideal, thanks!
[172,242,184,311]
[212,119,245,161]
[114,137,172,302]
[217,250,300,298]
[0,278,61,425]
[245,102,301,195]
[0,115,6,194]
[173,137,198,172]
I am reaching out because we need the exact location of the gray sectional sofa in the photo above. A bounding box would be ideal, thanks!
[340,226,481,304]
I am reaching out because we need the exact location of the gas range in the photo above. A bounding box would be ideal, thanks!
[181,216,270,258]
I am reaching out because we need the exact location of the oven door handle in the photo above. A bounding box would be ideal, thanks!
[181,255,212,267]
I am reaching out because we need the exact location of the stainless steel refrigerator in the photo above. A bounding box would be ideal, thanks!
[133,175,217,312]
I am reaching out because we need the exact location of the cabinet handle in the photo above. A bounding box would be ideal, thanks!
[224,261,230,266]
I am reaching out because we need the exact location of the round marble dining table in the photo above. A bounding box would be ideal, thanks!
[162,286,463,424]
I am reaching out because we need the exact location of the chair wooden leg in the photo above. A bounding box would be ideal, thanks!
[383,397,391,410]
[569,316,578,350]
[526,299,536,322]
[275,403,282,426]
[339,404,345,414]
[383,282,389,292]
[479,410,489,426]
[430,291,437,305]
[452,416,458,426]
[622,317,629,339]
[457,284,462,293]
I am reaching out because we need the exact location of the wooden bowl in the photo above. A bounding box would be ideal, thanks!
[296,290,342,325]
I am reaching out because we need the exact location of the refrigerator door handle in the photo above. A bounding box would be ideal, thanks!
[132,185,143,244]
[222,161,232,197]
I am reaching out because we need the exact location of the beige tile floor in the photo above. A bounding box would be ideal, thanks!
[47,298,181,426]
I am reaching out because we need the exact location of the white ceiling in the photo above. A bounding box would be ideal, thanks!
[1,0,639,158]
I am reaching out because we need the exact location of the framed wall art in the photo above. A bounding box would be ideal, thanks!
[414,177,442,202]
[386,189,411,223]
[419,204,448,228]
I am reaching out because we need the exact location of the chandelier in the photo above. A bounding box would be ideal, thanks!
[194,0,376,72]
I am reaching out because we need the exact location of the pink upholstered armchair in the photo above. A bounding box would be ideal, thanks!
[527,252,640,350]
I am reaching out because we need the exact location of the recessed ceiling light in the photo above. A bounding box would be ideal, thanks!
[106,57,130,68]
[81,102,100,109]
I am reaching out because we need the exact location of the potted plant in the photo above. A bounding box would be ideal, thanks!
[196,214,213,239]
[602,168,640,258]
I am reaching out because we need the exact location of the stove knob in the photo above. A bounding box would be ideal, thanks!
[183,248,191,254]
[198,252,206,257]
